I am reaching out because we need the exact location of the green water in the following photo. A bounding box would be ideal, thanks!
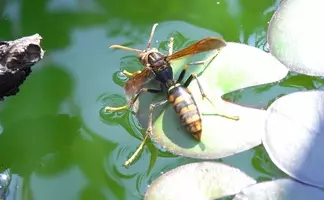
[0,0,321,199]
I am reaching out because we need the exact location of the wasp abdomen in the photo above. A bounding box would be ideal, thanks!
[168,85,202,140]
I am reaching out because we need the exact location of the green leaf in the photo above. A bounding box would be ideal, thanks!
[263,90,324,188]
[198,42,289,95]
[144,161,256,200]
[267,0,324,76]
[234,179,324,200]
[138,42,288,159]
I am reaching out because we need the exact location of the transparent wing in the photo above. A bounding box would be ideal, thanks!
[124,68,155,100]
[166,37,227,61]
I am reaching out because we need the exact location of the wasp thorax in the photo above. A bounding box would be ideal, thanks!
[147,52,165,67]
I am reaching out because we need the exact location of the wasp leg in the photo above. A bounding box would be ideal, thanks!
[124,133,149,167]
[176,64,190,83]
[176,51,219,83]
[168,37,174,56]
[183,73,239,121]
[122,70,142,77]
[187,50,220,67]
[105,88,162,112]
[124,99,168,167]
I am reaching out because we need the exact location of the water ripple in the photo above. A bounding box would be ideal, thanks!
[135,171,148,199]
[98,93,127,125]
[104,145,148,199]
[112,71,128,88]
[128,113,143,137]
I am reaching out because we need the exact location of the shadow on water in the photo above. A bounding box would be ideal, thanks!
[0,66,77,173]
[20,0,108,49]
[11,0,274,49]
[0,64,126,199]
[0,65,80,198]
[79,185,106,200]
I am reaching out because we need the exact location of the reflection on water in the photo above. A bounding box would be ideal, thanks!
[0,169,11,199]
[0,0,292,199]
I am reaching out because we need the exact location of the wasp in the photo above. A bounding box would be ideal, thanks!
[105,23,239,166]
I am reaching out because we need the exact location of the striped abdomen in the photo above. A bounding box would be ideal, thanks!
[167,84,202,141]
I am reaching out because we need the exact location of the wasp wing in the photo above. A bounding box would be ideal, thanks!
[166,37,227,61]
[124,68,155,100]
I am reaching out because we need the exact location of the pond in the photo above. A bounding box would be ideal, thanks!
[1,0,323,199]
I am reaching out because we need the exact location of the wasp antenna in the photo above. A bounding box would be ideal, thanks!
[146,23,159,49]
[109,45,142,53]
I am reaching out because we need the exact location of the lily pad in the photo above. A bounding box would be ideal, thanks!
[234,178,324,200]
[144,161,256,200]
[267,0,324,76]
[263,90,324,188]
[138,42,288,159]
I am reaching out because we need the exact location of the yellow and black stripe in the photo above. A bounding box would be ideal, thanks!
[168,84,202,141]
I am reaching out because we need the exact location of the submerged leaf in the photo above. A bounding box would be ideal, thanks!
[263,90,324,188]
[234,179,324,200]
[144,161,256,200]
[267,0,324,76]
[138,42,288,159]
